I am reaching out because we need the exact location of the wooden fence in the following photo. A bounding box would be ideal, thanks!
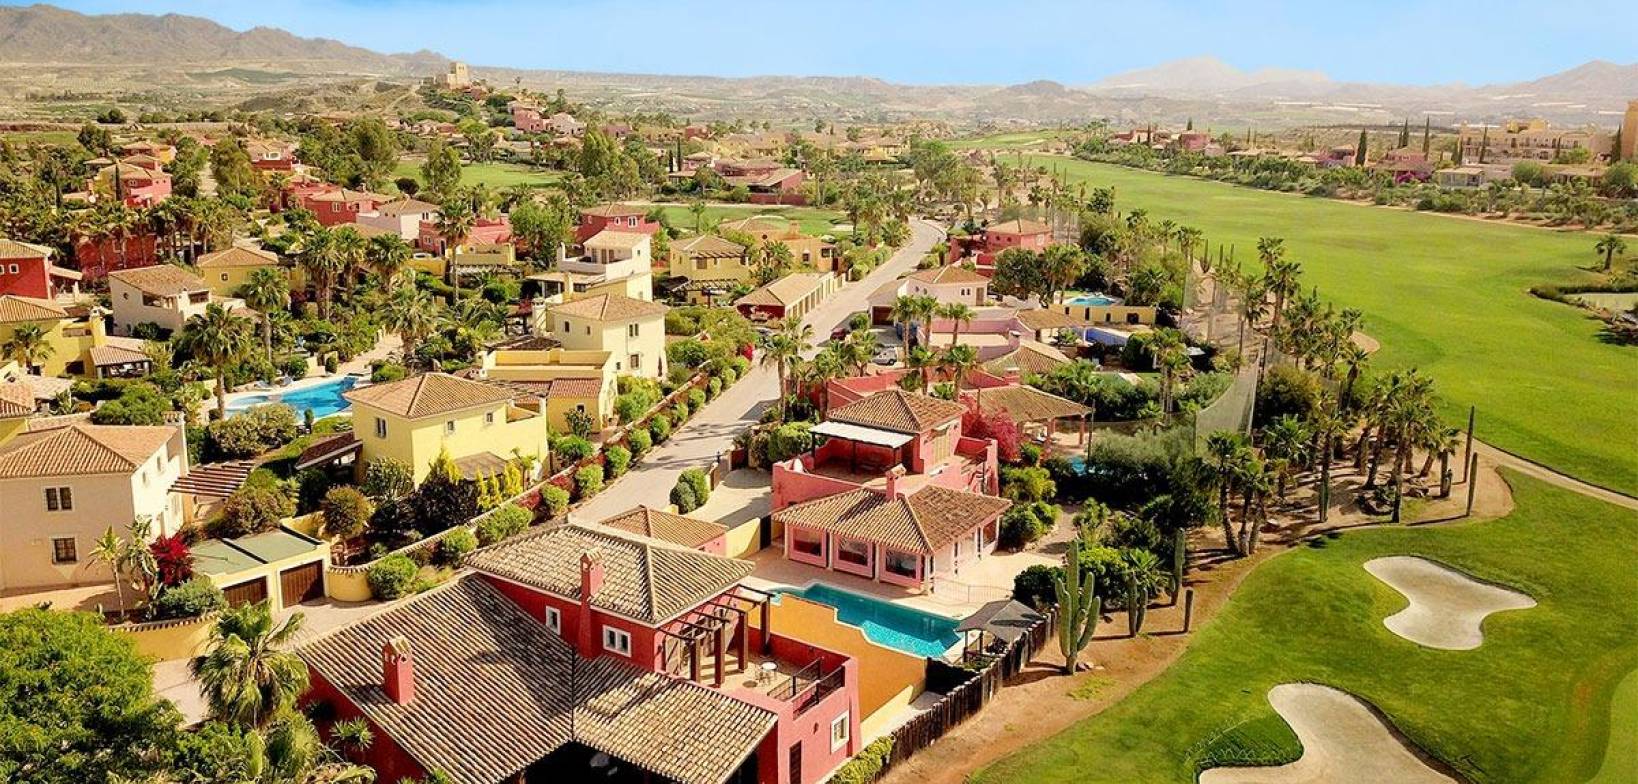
[880,606,1058,773]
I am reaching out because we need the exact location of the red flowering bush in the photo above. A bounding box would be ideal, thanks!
[149,533,194,587]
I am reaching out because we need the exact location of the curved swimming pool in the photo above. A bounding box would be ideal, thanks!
[227,376,360,420]
[777,583,960,658]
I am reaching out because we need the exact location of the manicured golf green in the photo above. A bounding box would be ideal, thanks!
[657,205,844,237]
[1006,154,1638,495]
[973,472,1638,783]
[392,160,562,189]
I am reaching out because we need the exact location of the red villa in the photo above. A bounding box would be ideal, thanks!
[300,523,861,784]
[303,189,388,227]
[575,204,661,245]
[0,239,81,300]
[949,219,1051,270]
[771,389,999,511]
[775,484,1011,589]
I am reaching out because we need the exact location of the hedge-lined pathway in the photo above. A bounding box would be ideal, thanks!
[572,218,943,521]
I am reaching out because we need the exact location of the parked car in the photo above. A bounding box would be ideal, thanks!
[872,348,897,366]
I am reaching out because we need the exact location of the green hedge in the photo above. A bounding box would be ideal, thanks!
[828,737,894,784]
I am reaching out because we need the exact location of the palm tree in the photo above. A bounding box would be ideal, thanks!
[805,346,847,413]
[190,601,309,728]
[240,267,290,368]
[297,230,343,320]
[942,344,980,396]
[435,197,476,257]
[912,295,939,352]
[88,526,132,618]
[1148,328,1189,415]
[381,285,437,366]
[687,199,707,232]
[366,234,411,287]
[1203,432,1251,555]
[906,345,938,394]
[1261,415,1312,502]
[1237,456,1276,554]
[2,322,55,374]
[330,227,368,296]
[1235,274,1268,362]
[1596,233,1628,272]
[937,302,976,349]
[252,712,376,784]
[180,303,254,419]
[839,329,879,376]
[889,295,922,356]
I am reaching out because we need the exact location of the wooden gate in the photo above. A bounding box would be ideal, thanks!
[279,562,324,606]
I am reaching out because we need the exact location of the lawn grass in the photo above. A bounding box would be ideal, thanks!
[948,131,1072,151]
[391,160,562,189]
[1,130,80,146]
[972,472,1638,784]
[657,204,845,237]
[1002,155,1638,495]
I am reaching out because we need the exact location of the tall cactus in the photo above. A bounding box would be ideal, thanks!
[1126,573,1147,637]
[1170,527,1187,602]
[1053,539,1101,674]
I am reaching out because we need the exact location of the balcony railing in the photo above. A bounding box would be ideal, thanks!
[773,659,847,716]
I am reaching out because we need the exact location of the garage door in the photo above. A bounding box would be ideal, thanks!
[279,562,324,607]
[222,577,268,607]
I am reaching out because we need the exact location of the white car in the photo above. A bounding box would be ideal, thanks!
[872,348,898,366]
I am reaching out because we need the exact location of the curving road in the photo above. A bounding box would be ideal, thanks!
[571,218,944,522]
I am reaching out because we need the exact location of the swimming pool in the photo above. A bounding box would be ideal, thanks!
[777,584,961,658]
[227,376,360,420]
[1066,293,1117,307]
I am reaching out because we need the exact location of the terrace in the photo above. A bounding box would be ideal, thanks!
[772,425,993,509]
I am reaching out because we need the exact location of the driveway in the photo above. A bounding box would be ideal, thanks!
[573,218,944,521]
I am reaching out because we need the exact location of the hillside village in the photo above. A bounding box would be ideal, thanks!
[0,14,1635,784]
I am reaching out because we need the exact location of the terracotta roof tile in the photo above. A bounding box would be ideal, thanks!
[595,507,728,550]
[467,523,753,624]
[549,293,668,322]
[986,218,1051,235]
[0,295,68,323]
[581,203,647,218]
[1014,308,1092,331]
[584,230,650,250]
[108,265,207,297]
[373,198,441,216]
[196,246,280,269]
[673,234,746,258]
[774,485,1011,553]
[0,423,175,478]
[0,238,52,259]
[828,389,965,435]
[0,381,34,417]
[300,575,775,784]
[982,340,1073,376]
[343,373,516,420]
[909,265,989,285]
[969,385,1090,422]
[734,272,830,308]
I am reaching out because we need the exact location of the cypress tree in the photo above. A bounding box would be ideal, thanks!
[1453,141,1464,165]
[1355,129,1368,166]
[1422,117,1431,155]
[1186,117,1194,131]
[1398,118,1410,148]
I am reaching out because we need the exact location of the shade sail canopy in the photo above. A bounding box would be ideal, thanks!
[810,420,915,449]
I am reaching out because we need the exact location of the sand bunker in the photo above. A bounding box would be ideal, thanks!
[1199,684,1456,784]
[1365,556,1535,650]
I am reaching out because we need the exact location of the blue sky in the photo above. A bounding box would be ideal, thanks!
[36,0,1638,85]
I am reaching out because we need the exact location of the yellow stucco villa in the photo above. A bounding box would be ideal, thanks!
[343,372,550,484]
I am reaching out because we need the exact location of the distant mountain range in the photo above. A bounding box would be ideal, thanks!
[0,3,445,73]
[0,4,1629,127]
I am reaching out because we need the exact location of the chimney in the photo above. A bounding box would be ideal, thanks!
[883,465,906,499]
[382,636,414,705]
[1006,329,1022,350]
[578,549,604,657]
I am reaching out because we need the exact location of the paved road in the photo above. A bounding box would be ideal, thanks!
[573,218,943,521]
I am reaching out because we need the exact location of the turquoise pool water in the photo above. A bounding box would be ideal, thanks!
[1066,293,1117,306]
[228,376,359,420]
[778,584,960,658]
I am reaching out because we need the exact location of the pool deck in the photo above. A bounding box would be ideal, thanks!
[217,334,402,414]
[743,539,1061,620]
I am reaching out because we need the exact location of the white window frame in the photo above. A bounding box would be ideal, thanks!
[602,625,632,656]
[545,606,562,634]
[830,712,850,752]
